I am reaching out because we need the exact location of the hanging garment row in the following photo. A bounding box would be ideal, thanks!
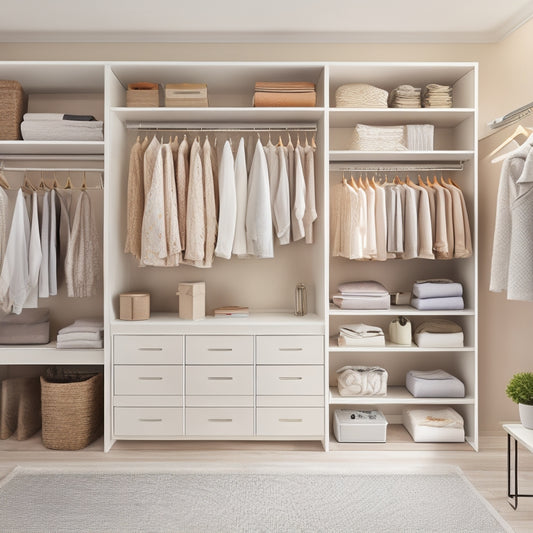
[0,174,101,314]
[125,132,317,267]
[330,174,472,261]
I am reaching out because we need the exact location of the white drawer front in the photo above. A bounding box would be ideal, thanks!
[257,408,324,436]
[186,366,253,396]
[186,336,253,364]
[114,335,183,364]
[114,407,183,437]
[256,335,323,365]
[256,365,323,396]
[114,365,183,396]
[186,407,254,436]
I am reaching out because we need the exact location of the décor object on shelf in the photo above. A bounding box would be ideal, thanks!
[506,372,533,429]
[0,377,41,440]
[0,308,50,344]
[402,407,465,442]
[119,292,150,321]
[336,365,388,396]
[337,324,385,347]
[126,82,161,107]
[332,280,390,310]
[390,291,411,305]
[335,83,388,108]
[389,316,412,345]
[40,371,104,450]
[333,409,388,442]
[177,282,205,321]
[294,282,307,316]
[214,306,249,318]
[413,319,464,348]
[253,82,316,107]
[405,369,465,398]
[165,83,208,107]
[0,80,27,140]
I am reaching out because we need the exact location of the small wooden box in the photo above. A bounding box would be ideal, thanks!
[119,293,150,321]
[177,282,205,321]
[126,82,161,108]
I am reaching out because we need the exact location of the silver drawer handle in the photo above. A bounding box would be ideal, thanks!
[278,347,303,351]
[208,376,233,380]
[207,348,233,352]
[278,376,303,380]
[139,418,163,422]
[279,418,303,423]
[138,376,163,380]
[138,348,164,351]
[208,418,233,423]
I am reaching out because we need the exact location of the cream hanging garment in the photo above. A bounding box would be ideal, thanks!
[203,137,218,267]
[275,139,290,245]
[303,139,317,244]
[124,137,144,260]
[233,137,248,256]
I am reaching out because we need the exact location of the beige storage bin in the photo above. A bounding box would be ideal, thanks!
[126,82,161,107]
[165,83,208,107]
[0,80,27,139]
[177,282,205,320]
[119,292,150,320]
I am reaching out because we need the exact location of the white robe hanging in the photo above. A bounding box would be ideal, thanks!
[233,137,248,256]
[292,146,306,242]
[275,143,291,245]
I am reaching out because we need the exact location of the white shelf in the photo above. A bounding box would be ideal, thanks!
[112,106,324,125]
[329,338,474,352]
[329,386,475,405]
[329,108,475,128]
[0,342,104,365]
[0,141,105,156]
[329,150,475,162]
[328,304,474,316]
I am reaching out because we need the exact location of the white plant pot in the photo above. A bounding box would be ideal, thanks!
[519,403,533,429]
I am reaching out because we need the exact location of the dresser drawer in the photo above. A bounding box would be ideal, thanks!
[186,335,253,364]
[114,365,183,396]
[114,407,183,437]
[256,335,323,365]
[186,366,253,396]
[256,365,323,395]
[256,407,324,436]
[186,407,254,436]
[114,335,183,364]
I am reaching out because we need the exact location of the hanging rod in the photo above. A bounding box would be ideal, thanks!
[330,162,464,172]
[126,121,317,132]
[0,154,103,161]
[488,101,533,130]
[0,166,104,173]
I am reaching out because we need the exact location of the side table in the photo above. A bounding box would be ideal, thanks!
[503,423,533,509]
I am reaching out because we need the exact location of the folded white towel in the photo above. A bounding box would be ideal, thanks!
[57,331,102,342]
[21,120,104,141]
[23,113,65,121]
[56,339,103,349]
[58,319,103,335]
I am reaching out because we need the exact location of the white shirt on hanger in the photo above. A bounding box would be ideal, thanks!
[233,137,248,256]
[25,191,42,308]
[38,191,50,298]
[292,145,306,242]
[275,142,291,245]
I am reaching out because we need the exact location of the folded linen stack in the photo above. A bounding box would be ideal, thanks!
[405,369,465,398]
[350,124,406,151]
[337,365,388,396]
[405,124,434,151]
[332,281,390,310]
[20,113,104,141]
[414,319,464,347]
[56,319,103,349]
[338,323,385,347]
[388,85,421,108]
[410,279,464,310]
[423,84,453,108]
[335,83,388,108]
[253,81,316,107]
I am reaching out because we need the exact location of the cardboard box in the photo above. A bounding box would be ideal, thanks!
[119,293,150,320]
[177,282,205,321]
[333,409,388,443]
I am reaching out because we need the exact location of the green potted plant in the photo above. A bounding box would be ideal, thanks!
[506,372,533,429]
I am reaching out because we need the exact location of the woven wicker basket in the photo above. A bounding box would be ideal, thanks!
[0,81,27,139]
[40,373,104,450]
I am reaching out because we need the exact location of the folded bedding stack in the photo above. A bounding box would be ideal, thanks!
[414,319,464,347]
[337,365,388,396]
[422,84,453,108]
[405,369,465,398]
[20,113,104,141]
[335,83,388,108]
[253,82,316,107]
[338,324,385,347]
[56,319,104,349]
[403,406,465,442]
[388,85,421,108]
[350,123,406,151]
[405,124,434,151]
[332,281,390,310]
[410,279,464,310]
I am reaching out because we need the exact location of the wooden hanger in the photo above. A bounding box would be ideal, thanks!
[37,171,49,192]
[22,173,36,194]
[311,134,317,150]
[81,172,87,191]
[488,124,533,159]
[64,175,73,190]
[52,172,60,189]
[0,170,10,189]
[350,174,358,190]
[358,175,365,189]
[370,175,377,189]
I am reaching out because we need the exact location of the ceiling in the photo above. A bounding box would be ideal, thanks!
[1,0,533,44]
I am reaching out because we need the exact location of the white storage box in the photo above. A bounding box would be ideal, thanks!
[333,409,388,443]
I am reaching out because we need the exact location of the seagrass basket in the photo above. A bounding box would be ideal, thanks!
[40,373,104,450]
[0,81,27,139]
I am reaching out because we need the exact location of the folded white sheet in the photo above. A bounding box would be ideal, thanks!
[58,319,104,335]
[412,279,463,299]
[56,339,103,349]
[338,280,389,296]
[57,331,103,342]
[410,296,464,310]
[414,331,464,348]
[21,120,104,141]
[338,335,385,347]
[406,369,465,397]
[333,293,390,310]
[337,365,388,396]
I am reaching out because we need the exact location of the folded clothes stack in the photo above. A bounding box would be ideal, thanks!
[350,123,406,151]
[422,84,453,108]
[332,280,390,310]
[405,124,434,151]
[405,369,465,398]
[56,319,103,349]
[20,113,104,141]
[388,85,421,108]
[335,83,388,108]
[337,365,388,397]
[253,82,316,107]
[414,319,464,347]
[410,279,464,310]
[338,323,385,347]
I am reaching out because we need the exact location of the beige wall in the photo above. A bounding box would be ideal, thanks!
[2,20,533,433]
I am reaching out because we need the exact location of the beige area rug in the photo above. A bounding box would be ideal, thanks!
[0,464,511,532]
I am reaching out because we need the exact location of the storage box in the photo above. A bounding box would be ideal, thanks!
[0,308,50,344]
[0,80,27,139]
[126,82,161,107]
[177,282,205,321]
[333,409,388,442]
[119,292,150,321]
[165,83,208,107]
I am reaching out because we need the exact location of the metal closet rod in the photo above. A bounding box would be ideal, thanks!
[330,163,464,172]
[126,121,317,132]
[0,166,104,173]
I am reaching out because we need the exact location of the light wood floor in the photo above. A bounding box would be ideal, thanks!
[1,430,532,532]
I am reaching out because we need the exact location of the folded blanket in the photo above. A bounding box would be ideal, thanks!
[23,113,97,121]
[412,279,463,299]
[414,319,464,347]
[404,407,464,428]
[57,331,103,342]
[410,296,464,310]
[338,280,389,296]
[338,335,385,347]
[406,369,465,398]
[56,339,103,349]
[337,365,388,396]
[333,293,390,310]
[58,319,103,335]
[21,120,104,141]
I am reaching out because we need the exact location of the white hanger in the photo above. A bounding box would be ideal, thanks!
[489,124,533,161]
